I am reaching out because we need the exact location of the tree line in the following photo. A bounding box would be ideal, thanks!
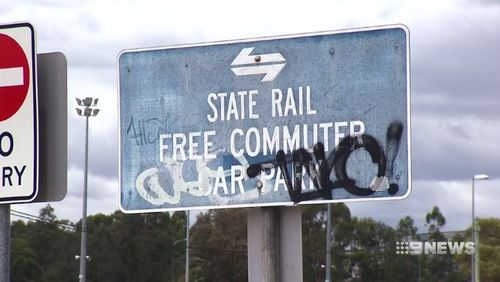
[9,204,500,281]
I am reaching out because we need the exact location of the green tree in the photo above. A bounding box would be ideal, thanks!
[454,218,500,282]
[344,217,397,282]
[396,216,419,241]
[476,218,500,282]
[425,206,446,241]
[14,203,492,281]
[190,209,247,282]
[84,211,178,282]
[301,204,327,282]
[422,206,463,281]
[390,216,421,282]
[301,203,351,282]
[11,205,78,281]
[11,236,42,281]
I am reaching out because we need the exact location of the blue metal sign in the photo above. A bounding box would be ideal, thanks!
[118,25,411,213]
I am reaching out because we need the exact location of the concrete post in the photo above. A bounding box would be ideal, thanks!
[248,206,302,282]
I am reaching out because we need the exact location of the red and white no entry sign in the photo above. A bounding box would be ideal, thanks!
[0,22,38,204]
[0,33,30,121]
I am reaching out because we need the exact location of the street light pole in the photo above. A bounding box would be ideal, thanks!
[76,97,99,282]
[472,174,488,282]
[80,111,89,282]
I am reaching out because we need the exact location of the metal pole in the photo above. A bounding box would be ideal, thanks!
[475,222,480,282]
[473,176,480,282]
[471,174,488,282]
[471,177,475,282]
[263,207,280,282]
[417,255,421,282]
[185,210,190,282]
[325,203,332,282]
[79,115,89,282]
[0,205,10,282]
[171,249,175,282]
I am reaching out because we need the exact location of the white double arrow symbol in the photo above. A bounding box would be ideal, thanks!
[0,67,23,87]
[230,47,286,82]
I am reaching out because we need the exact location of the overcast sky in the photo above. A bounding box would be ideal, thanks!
[3,0,500,233]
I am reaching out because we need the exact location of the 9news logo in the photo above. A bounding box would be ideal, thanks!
[396,241,475,255]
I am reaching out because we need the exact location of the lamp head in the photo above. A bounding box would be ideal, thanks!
[83,97,93,107]
[474,174,489,180]
[84,108,92,116]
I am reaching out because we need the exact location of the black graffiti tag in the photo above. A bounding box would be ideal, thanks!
[126,117,169,146]
[247,121,404,203]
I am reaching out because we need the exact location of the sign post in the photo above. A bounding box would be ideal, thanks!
[119,25,410,281]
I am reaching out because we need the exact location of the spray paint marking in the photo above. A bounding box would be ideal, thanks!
[247,121,403,202]
[133,121,403,205]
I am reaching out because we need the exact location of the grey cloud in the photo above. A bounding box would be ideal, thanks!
[412,93,500,119]
[471,0,500,6]
[404,7,500,184]
[69,121,118,181]
[67,168,117,201]
[411,115,500,181]
[347,179,489,232]
[411,13,500,117]
[88,131,118,180]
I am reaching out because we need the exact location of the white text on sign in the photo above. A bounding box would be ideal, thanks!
[159,85,365,162]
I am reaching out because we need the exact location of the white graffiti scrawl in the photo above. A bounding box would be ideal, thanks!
[135,153,276,205]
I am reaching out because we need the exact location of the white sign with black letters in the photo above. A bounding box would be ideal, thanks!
[0,22,38,204]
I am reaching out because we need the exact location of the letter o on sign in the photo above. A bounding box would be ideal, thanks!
[0,132,14,157]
